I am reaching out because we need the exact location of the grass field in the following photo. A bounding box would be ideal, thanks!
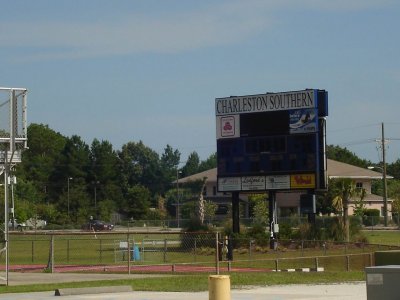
[0,229,397,294]
[363,230,400,246]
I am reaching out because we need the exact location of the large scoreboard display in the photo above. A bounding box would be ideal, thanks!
[216,89,328,192]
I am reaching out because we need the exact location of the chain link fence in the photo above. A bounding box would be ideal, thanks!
[3,232,218,274]
[2,231,399,275]
[121,215,400,230]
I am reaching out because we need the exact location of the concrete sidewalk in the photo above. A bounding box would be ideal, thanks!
[0,282,367,300]
[0,273,367,300]
[4,272,159,286]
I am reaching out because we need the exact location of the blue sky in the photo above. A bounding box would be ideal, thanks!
[1,0,399,163]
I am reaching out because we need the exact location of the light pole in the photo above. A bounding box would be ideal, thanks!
[176,169,182,228]
[67,177,73,217]
[368,166,388,227]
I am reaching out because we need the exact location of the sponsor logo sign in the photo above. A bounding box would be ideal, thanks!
[218,177,241,191]
[265,175,291,189]
[290,174,316,189]
[289,108,317,134]
[241,176,266,190]
[221,116,236,137]
[216,115,240,139]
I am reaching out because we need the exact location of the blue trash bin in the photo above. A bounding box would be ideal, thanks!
[132,245,140,261]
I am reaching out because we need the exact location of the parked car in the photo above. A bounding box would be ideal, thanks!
[26,218,47,229]
[8,219,26,231]
[81,220,114,231]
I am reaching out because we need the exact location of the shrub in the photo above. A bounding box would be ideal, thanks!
[352,233,368,243]
[246,223,269,246]
[297,223,312,240]
[222,219,247,236]
[180,217,215,249]
[184,217,210,232]
[278,223,294,239]
[393,213,400,225]
[350,216,363,236]
[46,223,74,230]
[363,209,380,226]
[292,217,344,241]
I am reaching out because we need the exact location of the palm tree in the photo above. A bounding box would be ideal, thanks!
[331,178,365,242]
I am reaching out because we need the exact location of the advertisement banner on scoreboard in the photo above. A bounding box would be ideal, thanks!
[218,177,241,191]
[216,115,240,139]
[289,108,317,134]
[241,176,266,190]
[290,174,316,189]
[265,175,291,189]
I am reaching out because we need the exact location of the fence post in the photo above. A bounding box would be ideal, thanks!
[314,257,319,270]
[249,240,252,262]
[142,238,145,261]
[164,238,167,263]
[31,240,34,263]
[275,259,279,272]
[52,235,55,273]
[99,239,103,263]
[363,253,367,269]
[46,235,54,273]
[194,238,197,262]
[67,239,70,263]
[215,232,220,275]
[346,255,350,271]
[127,234,131,275]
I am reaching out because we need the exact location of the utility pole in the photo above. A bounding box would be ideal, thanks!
[382,122,388,227]
[176,169,181,228]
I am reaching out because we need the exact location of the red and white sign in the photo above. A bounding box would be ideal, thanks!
[216,115,240,139]
[221,116,235,137]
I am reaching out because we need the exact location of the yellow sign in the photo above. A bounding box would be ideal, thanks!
[291,174,315,189]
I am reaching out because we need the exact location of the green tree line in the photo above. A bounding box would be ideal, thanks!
[3,124,400,228]
[3,123,215,226]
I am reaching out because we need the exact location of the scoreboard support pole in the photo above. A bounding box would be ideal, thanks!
[269,191,278,250]
[232,192,240,234]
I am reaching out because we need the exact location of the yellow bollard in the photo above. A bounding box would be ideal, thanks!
[208,275,231,300]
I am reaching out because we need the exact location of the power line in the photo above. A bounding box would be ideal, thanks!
[333,139,376,147]
[327,123,381,133]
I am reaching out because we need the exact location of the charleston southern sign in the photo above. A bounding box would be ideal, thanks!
[215,89,315,116]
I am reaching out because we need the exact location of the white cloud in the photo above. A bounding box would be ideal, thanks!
[300,0,394,11]
[0,0,394,61]
[0,1,274,61]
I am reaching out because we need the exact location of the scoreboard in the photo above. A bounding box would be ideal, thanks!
[216,89,328,192]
